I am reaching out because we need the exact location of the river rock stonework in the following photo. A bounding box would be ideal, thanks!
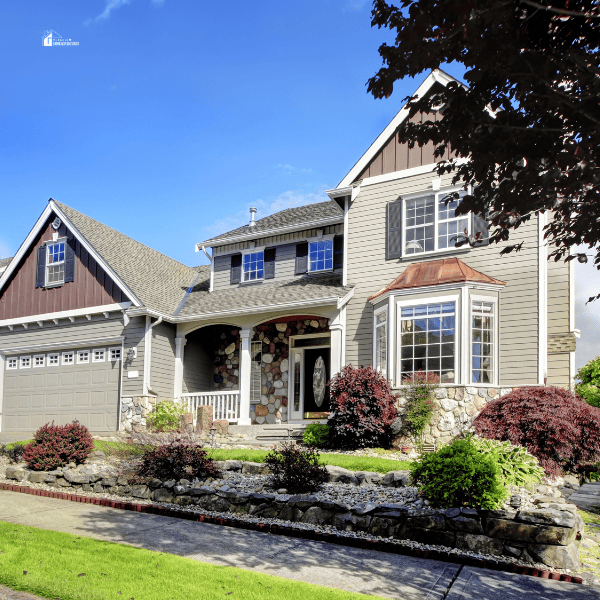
[394,386,513,445]
[120,395,158,432]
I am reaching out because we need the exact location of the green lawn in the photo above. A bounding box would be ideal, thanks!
[0,521,385,600]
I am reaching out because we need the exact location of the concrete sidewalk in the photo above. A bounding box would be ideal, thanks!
[0,490,598,600]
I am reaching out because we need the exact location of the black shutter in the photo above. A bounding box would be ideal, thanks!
[295,242,308,274]
[333,235,344,270]
[472,212,490,246]
[64,231,76,283]
[230,253,242,284]
[35,246,46,288]
[386,200,403,259]
[264,247,276,279]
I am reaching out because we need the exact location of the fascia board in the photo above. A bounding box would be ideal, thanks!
[337,69,462,189]
[196,216,343,250]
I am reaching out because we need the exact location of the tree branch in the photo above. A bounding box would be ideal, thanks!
[520,0,600,18]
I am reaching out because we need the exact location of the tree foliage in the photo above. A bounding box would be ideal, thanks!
[576,355,600,407]
[368,0,600,298]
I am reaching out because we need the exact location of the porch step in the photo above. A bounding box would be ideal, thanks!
[228,424,307,443]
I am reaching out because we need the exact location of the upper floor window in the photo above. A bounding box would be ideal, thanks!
[309,239,333,272]
[46,241,66,285]
[243,251,264,281]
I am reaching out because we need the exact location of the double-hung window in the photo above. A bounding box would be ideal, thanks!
[309,239,333,272]
[400,302,456,383]
[404,191,470,255]
[374,308,388,378]
[243,251,264,281]
[472,301,495,384]
[46,240,66,286]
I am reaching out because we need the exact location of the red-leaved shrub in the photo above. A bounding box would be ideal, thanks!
[134,441,220,482]
[23,421,94,471]
[472,386,600,476]
[328,365,398,449]
[265,442,329,493]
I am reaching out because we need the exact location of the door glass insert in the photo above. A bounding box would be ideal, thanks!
[313,356,327,408]
[293,353,301,413]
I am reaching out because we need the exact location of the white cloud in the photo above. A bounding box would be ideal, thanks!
[0,240,12,261]
[86,0,164,25]
[276,164,312,174]
[344,0,367,12]
[574,245,600,370]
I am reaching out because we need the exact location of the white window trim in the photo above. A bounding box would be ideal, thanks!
[307,234,335,273]
[47,353,59,367]
[62,351,74,365]
[6,357,18,370]
[470,294,499,387]
[77,350,90,364]
[44,238,67,288]
[20,355,32,369]
[396,294,460,386]
[241,247,265,283]
[92,348,106,363]
[373,305,388,378]
[109,347,122,361]
[33,354,45,368]
[400,186,471,259]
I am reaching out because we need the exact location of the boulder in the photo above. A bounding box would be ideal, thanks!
[382,471,411,487]
[527,542,580,570]
[197,495,230,512]
[28,471,47,484]
[189,486,216,497]
[301,507,334,525]
[252,503,279,519]
[62,470,90,485]
[278,505,304,522]
[516,508,577,529]
[455,533,506,556]
[325,465,357,485]
[4,466,29,481]
[350,502,379,516]
[406,514,445,530]
[152,488,175,503]
[332,512,371,532]
[288,494,320,509]
[241,461,271,475]
[404,527,456,547]
[485,518,576,545]
[216,460,243,472]
[447,516,484,534]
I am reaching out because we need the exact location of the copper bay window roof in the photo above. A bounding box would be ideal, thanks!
[368,258,506,302]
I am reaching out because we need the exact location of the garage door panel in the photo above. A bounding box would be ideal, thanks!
[90,391,106,406]
[31,394,45,409]
[5,378,18,391]
[17,396,30,409]
[60,372,74,387]
[19,375,31,389]
[4,395,18,410]
[32,374,46,389]
[60,393,74,408]
[46,393,59,408]
[75,392,90,407]
[76,372,90,386]
[46,373,60,386]
[91,370,107,385]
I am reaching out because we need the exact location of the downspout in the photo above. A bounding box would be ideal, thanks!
[201,245,214,292]
[143,316,163,396]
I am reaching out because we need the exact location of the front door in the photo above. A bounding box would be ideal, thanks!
[302,347,330,418]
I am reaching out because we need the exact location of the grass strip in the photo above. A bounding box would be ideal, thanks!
[0,521,387,600]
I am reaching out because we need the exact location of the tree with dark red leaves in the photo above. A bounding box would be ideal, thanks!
[368,0,600,299]
[472,386,600,475]
[328,365,398,449]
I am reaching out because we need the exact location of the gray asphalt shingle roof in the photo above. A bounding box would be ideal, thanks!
[177,272,352,318]
[202,200,343,246]
[0,257,13,269]
[56,202,198,315]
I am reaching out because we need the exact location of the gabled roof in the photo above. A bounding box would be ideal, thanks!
[198,200,343,248]
[0,257,13,270]
[337,69,461,189]
[368,258,505,302]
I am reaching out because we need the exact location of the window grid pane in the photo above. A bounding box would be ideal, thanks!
[375,310,388,378]
[405,196,435,254]
[309,240,333,272]
[472,301,494,384]
[400,302,455,383]
[243,251,264,281]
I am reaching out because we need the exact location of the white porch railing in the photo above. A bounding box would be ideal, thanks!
[179,391,241,423]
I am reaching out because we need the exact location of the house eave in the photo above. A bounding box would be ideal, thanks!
[368,281,505,305]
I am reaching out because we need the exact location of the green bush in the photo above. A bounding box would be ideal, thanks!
[576,356,600,408]
[401,371,438,444]
[302,423,330,448]
[410,437,508,509]
[146,400,187,432]
[470,436,544,488]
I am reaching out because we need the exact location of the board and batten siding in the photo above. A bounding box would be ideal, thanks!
[345,171,542,388]
[150,321,176,398]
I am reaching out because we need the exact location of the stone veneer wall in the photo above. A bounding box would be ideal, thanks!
[120,396,158,432]
[394,386,513,446]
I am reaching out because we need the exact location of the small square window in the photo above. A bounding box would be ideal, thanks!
[93,349,106,363]
[20,356,31,369]
[110,347,122,361]
[47,353,59,366]
[6,357,18,370]
[62,352,74,365]
[77,350,90,364]
[33,354,45,368]
[309,239,333,272]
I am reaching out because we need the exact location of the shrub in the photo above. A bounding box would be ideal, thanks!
[576,356,600,408]
[469,436,544,488]
[473,386,600,476]
[23,421,94,471]
[302,423,330,448]
[134,441,220,482]
[146,400,187,432]
[327,365,397,449]
[411,437,508,509]
[401,371,438,444]
[0,443,26,464]
[265,442,329,493]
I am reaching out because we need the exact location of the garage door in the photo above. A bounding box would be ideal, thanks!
[2,346,121,434]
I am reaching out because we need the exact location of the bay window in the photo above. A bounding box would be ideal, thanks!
[472,301,495,384]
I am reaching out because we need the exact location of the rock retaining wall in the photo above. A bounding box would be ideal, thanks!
[4,460,581,570]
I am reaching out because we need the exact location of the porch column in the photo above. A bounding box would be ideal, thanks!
[329,322,344,379]
[238,327,253,425]
[174,336,187,399]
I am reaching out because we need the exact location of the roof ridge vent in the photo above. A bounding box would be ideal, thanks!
[249,207,257,226]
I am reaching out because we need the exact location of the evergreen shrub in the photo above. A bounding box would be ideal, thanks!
[328,365,397,449]
[473,386,600,476]
[23,421,94,471]
[401,371,438,444]
[146,400,187,432]
[410,437,508,509]
[302,423,330,448]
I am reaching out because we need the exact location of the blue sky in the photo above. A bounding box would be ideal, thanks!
[1,0,598,369]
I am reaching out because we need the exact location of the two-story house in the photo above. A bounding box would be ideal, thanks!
[0,70,577,438]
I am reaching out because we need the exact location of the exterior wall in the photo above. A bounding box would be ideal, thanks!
[149,321,177,398]
[0,215,127,320]
[121,317,146,397]
[182,331,213,393]
[212,224,343,291]
[345,171,541,388]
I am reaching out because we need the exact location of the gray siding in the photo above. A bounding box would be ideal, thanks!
[182,331,213,393]
[345,172,541,387]
[547,353,571,389]
[121,317,146,397]
[150,321,176,398]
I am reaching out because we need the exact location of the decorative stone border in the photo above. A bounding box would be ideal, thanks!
[0,482,584,585]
